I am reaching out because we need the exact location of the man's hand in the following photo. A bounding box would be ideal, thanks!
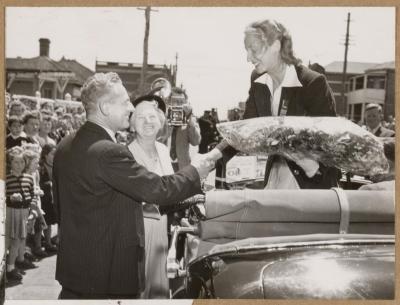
[295,158,320,178]
[205,148,223,162]
[191,153,215,180]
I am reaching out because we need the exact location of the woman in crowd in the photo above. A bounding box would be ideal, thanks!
[209,19,340,189]
[127,94,170,299]
[38,115,57,147]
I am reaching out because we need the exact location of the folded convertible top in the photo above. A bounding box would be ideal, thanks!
[200,189,394,240]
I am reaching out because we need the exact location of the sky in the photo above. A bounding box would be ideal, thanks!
[5,7,395,119]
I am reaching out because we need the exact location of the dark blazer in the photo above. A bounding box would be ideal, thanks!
[218,65,340,189]
[53,121,201,296]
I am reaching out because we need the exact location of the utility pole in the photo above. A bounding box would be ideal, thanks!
[341,12,351,118]
[174,52,178,86]
[138,6,158,94]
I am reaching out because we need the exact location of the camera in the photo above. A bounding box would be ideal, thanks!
[167,91,188,126]
[149,77,190,127]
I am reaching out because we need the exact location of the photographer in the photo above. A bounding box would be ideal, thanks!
[168,87,201,172]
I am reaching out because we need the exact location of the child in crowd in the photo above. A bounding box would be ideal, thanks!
[5,147,37,281]
[6,116,30,149]
[23,111,41,145]
[39,144,58,251]
[7,100,26,118]
[23,145,49,258]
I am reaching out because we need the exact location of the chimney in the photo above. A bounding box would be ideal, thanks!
[39,38,50,57]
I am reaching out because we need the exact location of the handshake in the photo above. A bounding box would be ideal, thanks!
[191,148,223,180]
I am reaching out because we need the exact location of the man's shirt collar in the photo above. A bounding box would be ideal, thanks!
[88,120,117,143]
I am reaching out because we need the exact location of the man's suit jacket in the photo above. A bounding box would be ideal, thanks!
[53,121,201,296]
[218,65,340,189]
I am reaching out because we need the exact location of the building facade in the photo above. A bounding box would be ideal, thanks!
[95,60,177,98]
[324,61,380,117]
[346,62,395,123]
[6,38,94,100]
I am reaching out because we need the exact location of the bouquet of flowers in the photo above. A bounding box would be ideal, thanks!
[217,116,389,176]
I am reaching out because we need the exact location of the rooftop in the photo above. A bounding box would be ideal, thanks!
[57,57,94,84]
[366,61,395,72]
[6,56,70,73]
[324,61,381,74]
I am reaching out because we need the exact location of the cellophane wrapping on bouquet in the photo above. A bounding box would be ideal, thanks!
[217,116,389,176]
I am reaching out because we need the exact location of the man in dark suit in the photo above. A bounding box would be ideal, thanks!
[364,103,395,137]
[53,72,212,299]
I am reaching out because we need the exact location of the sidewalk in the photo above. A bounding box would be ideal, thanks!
[5,252,61,300]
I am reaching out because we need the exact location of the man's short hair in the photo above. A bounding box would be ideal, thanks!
[365,103,382,112]
[80,72,122,113]
[172,87,188,100]
[22,111,41,125]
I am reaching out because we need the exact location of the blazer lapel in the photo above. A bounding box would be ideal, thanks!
[253,83,272,116]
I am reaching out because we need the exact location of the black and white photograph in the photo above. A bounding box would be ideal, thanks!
[2,5,396,303]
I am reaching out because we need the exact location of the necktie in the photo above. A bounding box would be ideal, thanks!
[170,127,178,161]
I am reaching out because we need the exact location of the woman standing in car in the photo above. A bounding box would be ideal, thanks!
[209,19,340,189]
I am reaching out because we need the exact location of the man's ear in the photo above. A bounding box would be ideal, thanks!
[99,99,110,116]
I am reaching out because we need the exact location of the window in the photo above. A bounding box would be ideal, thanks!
[353,104,362,123]
[367,75,385,89]
[355,76,364,90]
[43,88,53,98]
[348,78,354,91]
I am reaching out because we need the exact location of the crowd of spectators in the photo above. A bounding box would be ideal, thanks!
[4,94,85,282]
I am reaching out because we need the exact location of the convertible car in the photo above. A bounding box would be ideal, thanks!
[167,189,395,299]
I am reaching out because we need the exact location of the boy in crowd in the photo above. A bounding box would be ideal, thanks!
[6,116,29,149]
